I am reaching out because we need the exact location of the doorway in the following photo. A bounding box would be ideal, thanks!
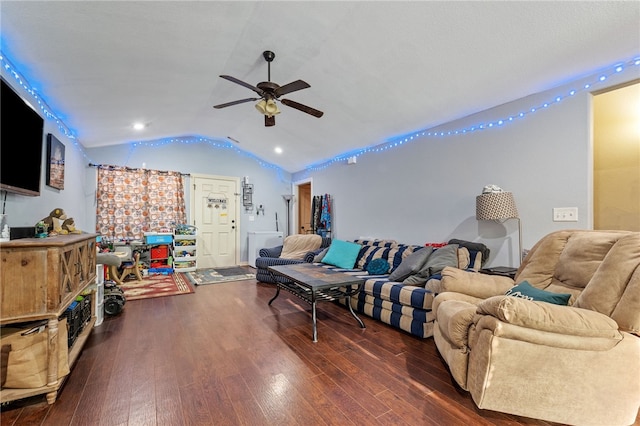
[593,81,640,231]
[190,174,240,268]
[295,180,312,234]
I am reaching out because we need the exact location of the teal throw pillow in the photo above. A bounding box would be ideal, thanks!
[366,258,390,275]
[505,281,571,305]
[321,239,362,269]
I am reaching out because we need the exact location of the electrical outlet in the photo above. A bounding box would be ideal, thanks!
[553,207,578,222]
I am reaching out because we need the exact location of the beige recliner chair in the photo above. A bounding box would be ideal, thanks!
[432,230,640,426]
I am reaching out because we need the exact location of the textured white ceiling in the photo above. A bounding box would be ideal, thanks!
[1,1,639,172]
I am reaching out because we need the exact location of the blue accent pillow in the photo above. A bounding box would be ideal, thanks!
[321,240,362,269]
[505,281,571,305]
[366,258,390,275]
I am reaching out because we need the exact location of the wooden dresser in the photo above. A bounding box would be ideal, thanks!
[0,233,97,404]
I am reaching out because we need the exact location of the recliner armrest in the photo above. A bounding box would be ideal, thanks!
[440,267,514,299]
[259,245,283,258]
[476,295,621,339]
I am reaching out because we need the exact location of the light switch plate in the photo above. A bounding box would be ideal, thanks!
[553,207,578,222]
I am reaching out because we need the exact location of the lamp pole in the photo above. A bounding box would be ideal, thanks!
[517,217,523,266]
[282,195,293,237]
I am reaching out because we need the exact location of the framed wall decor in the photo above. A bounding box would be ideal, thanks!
[46,133,65,190]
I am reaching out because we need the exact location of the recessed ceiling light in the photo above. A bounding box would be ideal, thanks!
[274,147,283,154]
[133,122,146,130]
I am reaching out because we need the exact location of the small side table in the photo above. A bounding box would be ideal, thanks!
[479,266,518,279]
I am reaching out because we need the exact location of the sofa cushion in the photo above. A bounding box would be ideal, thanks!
[280,234,322,260]
[457,247,471,269]
[360,278,435,310]
[352,292,434,338]
[353,239,397,247]
[426,244,460,275]
[321,239,361,269]
[388,246,433,282]
[448,239,490,269]
[313,247,329,262]
[403,244,460,286]
[355,244,417,272]
[505,281,571,305]
[366,258,390,275]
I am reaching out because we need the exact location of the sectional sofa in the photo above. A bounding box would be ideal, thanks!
[256,237,488,338]
[324,239,489,338]
[255,235,332,283]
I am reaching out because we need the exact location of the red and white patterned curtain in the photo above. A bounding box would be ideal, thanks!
[95,165,186,240]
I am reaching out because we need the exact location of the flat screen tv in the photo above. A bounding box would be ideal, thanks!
[1,77,45,196]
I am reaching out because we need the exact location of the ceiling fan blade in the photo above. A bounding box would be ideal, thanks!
[219,75,265,96]
[274,80,310,97]
[280,98,324,118]
[265,115,275,127]
[213,98,259,109]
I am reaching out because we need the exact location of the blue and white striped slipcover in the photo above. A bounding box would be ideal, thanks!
[313,263,437,338]
[316,240,486,338]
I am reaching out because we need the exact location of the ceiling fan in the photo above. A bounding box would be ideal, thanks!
[213,50,324,127]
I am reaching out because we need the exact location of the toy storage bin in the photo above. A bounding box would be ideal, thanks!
[144,232,173,244]
[150,245,169,259]
[94,264,105,327]
[95,301,104,327]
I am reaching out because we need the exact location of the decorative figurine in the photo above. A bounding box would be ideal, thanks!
[35,221,49,238]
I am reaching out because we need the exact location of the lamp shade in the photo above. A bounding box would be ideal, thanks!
[476,191,519,221]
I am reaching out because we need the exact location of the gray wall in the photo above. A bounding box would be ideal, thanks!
[83,141,292,262]
[1,67,292,263]
[1,71,94,235]
[294,69,636,267]
[3,64,636,267]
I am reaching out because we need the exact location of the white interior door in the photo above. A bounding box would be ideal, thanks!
[191,174,239,268]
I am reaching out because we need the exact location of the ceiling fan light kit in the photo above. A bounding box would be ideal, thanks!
[255,98,280,117]
[213,50,323,127]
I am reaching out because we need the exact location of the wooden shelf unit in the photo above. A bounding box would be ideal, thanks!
[0,233,98,404]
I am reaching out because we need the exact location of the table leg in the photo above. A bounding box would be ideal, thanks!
[346,296,366,328]
[311,300,318,343]
[268,286,281,305]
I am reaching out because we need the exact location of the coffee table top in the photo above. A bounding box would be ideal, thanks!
[268,263,364,289]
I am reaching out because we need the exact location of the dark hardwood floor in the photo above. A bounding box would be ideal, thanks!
[2,278,638,425]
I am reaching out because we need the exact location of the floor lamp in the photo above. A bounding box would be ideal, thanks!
[282,194,293,237]
[476,191,522,266]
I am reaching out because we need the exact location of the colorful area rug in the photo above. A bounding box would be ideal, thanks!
[120,273,194,301]
[181,266,256,286]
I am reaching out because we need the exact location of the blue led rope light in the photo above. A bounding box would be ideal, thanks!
[305,56,640,172]
[0,50,285,173]
[126,136,285,174]
[3,49,638,175]
[0,52,86,154]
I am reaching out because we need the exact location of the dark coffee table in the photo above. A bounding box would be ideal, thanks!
[267,263,366,342]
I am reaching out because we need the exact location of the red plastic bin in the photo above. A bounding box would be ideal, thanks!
[150,245,169,259]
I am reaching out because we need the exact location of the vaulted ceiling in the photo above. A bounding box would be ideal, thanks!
[1,1,638,172]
